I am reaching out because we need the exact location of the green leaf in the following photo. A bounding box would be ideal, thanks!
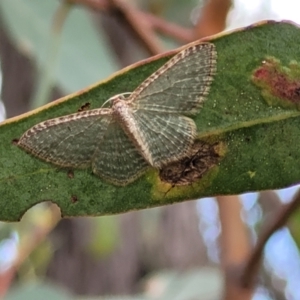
[0,0,118,93]
[1,21,300,221]
[5,282,73,300]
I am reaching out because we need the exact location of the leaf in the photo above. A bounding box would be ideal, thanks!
[5,282,73,300]
[1,21,300,221]
[0,0,118,93]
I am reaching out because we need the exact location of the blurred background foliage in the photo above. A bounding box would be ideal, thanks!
[1,0,300,299]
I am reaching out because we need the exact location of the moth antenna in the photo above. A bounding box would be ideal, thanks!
[118,92,132,98]
[100,92,132,108]
[100,98,114,108]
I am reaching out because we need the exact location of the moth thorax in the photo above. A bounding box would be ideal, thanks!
[112,98,131,122]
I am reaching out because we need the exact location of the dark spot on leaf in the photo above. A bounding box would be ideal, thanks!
[71,195,78,203]
[12,138,19,145]
[294,87,300,96]
[159,140,222,186]
[67,170,74,179]
[252,57,300,108]
[78,102,91,112]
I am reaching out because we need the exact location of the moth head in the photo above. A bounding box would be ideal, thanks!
[101,93,129,108]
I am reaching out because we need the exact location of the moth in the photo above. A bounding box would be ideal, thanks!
[18,42,217,185]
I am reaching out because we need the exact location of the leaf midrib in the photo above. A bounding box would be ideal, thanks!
[198,109,300,138]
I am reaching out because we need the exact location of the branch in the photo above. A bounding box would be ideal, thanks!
[0,204,61,297]
[240,188,300,287]
[194,0,232,38]
[108,0,164,55]
[69,0,194,49]
[217,195,253,300]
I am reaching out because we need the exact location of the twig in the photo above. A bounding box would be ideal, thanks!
[69,0,193,46]
[240,188,300,287]
[108,0,164,55]
[0,204,61,297]
[217,195,253,300]
[193,0,232,39]
[139,12,193,43]
[68,0,110,11]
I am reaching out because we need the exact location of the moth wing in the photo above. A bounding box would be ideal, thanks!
[18,109,112,168]
[92,120,149,185]
[131,110,196,168]
[129,43,216,115]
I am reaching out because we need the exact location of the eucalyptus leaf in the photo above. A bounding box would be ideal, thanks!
[0,0,117,93]
[1,21,300,221]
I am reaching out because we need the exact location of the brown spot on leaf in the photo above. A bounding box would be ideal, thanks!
[252,57,300,107]
[159,140,222,186]
[71,195,78,203]
[78,102,91,112]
